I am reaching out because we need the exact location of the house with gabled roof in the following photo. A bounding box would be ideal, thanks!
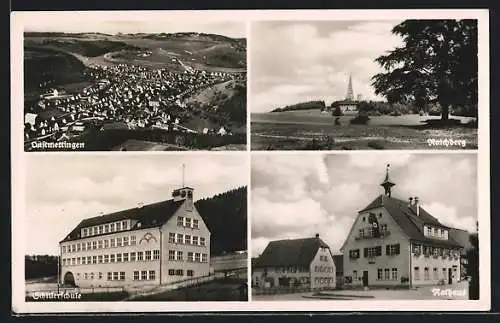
[340,164,466,288]
[252,234,336,290]
[59,186,211,289]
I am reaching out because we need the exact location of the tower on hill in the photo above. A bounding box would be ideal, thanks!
[345,74,354,101]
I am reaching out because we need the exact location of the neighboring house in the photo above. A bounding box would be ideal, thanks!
[252,234,336,290]
[341,165,465,288]
[332,254,344,288]
[449,228,474,279]
[59,186,211,289]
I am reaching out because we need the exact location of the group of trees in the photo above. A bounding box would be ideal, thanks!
[195,186,247,257]
[372,19,478,120]
[271,101,326,113]
[25,255,59,279]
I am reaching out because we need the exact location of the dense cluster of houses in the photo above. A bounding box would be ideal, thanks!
[24,63,246,142]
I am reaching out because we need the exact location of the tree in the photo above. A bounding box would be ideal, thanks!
[372,19,478,121]
[466,221,479,300]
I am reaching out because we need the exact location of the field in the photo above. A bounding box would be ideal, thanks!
[251,110,478,150]
[132,278,247,301]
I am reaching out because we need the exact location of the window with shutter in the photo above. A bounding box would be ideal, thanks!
[386,245,390,255]
[395,244,400,255]
[364,248,368,258]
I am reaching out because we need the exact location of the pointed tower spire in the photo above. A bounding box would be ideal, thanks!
[380,164,395,197]
[346,74,354,101]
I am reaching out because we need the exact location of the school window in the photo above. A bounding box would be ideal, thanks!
[130,252,136,261]
[152,250,160,260]
[137,251,144,261]
[104,225,109,233]
[83,228,88,237]
[414,267,420,280]
[168,269,175,276]
[76,243,81,252]
[193,236,199,245]
[117,253,122,263]
[120,272,125,281]
[177,216,184,227]
[169,233,175,243]
[377,268,383,280]
[98,255,103,264]
[185,235,191,245]
[87,256,92,264]
[110,254,115,263]
[195,253,201,262]
[175,269,184,276]
[123,236,129,246]
[123,253,129,262]
[98,240,103,249]
[133,271,140,280]
[77,257,81,265]
[110,223,115,232]
[141,271,147,280]
[176,234,183,244]
[116,222,122,231]
[92,256,97,264]
[90,272,94,280]
[424,267,430,280]
[98,272,103,280]
[145,251,152,260]
[104,239,109,248]
[107,272,112,280]
[113,272,119,280]
[391,268,397,280]
[103,255,109,263]
[187,270,194,277]
[200,237,206,246]
[87,242,91,250]
[149,271,156,280]
[84,273,88,280]
[177,251,184,261]
[202,254,208,263]
[117,237,122,247]
[92,241,97,249]
[130,235,136,245]
[187,252,194,262]
[62,246,66,253]
[122,221,128,230]
[91,227,95,235]
[193,219,199,229]
[169,250,175,261]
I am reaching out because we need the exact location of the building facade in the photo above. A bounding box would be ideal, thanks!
[252,234,336,290]
[341,165,465,288]
[59,187,211,289]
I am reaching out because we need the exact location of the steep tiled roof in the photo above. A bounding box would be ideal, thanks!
[60,199,185,242]
[359,194,462,248]
[254,237,331,268]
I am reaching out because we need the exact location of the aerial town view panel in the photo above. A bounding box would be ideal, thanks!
[23,22,247,151]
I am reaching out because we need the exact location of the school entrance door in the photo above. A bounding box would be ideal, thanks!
[362,271,369,287]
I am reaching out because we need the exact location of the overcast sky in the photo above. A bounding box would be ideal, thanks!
[251,153,477,257]
[24,154,247,255]
[20,12,246,38]
[250,20,404,113]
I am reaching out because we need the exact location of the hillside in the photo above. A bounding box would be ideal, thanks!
[271,100,326,113]
[195,186,247,256]
[184,80,247,129]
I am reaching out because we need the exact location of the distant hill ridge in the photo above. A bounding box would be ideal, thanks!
[271,100,326,113]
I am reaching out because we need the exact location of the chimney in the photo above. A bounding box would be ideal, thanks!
[408,197,413,207]
[414,197,420,216]
[315,233,320,238]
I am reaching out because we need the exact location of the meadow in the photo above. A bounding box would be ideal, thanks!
[251,110,477,150]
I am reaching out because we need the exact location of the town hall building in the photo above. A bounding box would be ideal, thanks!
[252,234,336,290]
[59,186,211,289]
[340,165,465,288]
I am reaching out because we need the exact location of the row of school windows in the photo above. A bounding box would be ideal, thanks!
[62,250,160,266]
[349,244,400,259]
[81,220,130,238]
[62,235,138,253]
[168,269,195,277]
[177,216,199,229]
[414,267,457,280]
[75,270,156,281]
[168,250,208,263]
[168,233,206,246]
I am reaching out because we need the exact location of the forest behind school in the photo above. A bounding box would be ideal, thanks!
[25,187,248,279]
